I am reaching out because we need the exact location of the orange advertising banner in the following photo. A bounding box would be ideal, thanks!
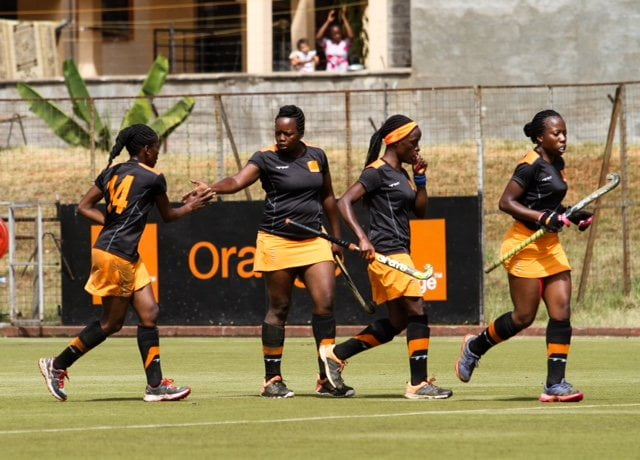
[410,219,447,301]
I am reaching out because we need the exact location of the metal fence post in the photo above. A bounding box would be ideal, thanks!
[619,84,631,295]
[345,91,352,189]
[475,86,485,324]
[37,204,44,322]
[8,206,16,322]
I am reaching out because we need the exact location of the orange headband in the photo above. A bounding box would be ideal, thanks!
[383,121,418,145]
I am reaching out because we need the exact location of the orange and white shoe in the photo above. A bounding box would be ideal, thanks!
[143,378,191,402]
[260,375,294,398]
[319,344,348,390]
[405,378,453,400]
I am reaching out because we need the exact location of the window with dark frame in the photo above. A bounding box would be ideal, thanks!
[101,0,132,41]
[0,0,18,20]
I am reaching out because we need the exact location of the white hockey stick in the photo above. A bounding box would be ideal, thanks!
[285,218,434,281]
[484,172,621,273]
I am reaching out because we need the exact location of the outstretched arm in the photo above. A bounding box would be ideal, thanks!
[316,9,336,43]
[184,162,261,201]
[340,7,354,40]
[156,186,214,223]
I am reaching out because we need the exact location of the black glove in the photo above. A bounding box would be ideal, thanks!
[566,208,594,231]
[537,210,570,232]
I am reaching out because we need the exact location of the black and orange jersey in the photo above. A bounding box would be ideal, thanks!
[249,143,329,240]
[358,159,416,255]
[93,160,167,262]
[511,150,568,229]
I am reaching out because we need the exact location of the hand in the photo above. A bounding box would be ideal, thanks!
[331,243,344,259]
[412,155,427,176]
[567,209,594,231]
[184,185,215,211]
[358,236,375,262]
[182,179,210,203]
[327,9,336,22]
[537,210,570,232]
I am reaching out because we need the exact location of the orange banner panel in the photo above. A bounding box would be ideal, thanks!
[410,219,447,301]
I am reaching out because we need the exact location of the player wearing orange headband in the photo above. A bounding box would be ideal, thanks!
[319,114,453,399]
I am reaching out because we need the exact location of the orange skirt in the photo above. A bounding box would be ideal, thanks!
[85,248,151,298]
[253,231,333,272]
[501,222,571,278]
[367,253,424,304]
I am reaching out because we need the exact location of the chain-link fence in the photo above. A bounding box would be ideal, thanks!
[1,82,638,325]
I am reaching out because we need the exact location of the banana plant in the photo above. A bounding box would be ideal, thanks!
[16,55,194,150]
[120,55,195,141]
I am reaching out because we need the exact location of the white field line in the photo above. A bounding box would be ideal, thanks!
[1,403,639,436]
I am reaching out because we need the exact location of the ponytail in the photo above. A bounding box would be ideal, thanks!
[364,114,414,167]
[105,124,158,169]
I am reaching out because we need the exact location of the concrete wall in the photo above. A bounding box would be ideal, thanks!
[412,0,640,86]
[389,0,411,68]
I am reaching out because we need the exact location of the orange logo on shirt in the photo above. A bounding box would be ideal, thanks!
[307,160,320,172]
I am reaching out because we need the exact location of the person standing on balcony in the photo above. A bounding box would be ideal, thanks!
[316,7,354,72]
[186,105,354,398]
[38,124,213,402]
[455,109,592,403]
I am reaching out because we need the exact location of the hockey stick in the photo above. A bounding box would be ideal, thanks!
[285,218,434,280]
[333,254,376,314]
[484,172,621,273]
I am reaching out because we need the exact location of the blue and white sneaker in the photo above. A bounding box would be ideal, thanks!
[455,334,480,383]
[539,379,584,403]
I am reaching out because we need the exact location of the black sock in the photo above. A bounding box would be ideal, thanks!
[137,325,162,387]
[406,315,430,386]
[262,322,285,380]
[546,319,572,386]
[54,320,107,370]
[470,312,523,356]
[312,314,335,379]
[334,318,397,360]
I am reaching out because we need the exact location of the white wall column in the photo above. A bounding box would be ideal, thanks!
[76,0,99,76]
[246,0,273,73]
[290,0,315,49]
[365,0,389,70]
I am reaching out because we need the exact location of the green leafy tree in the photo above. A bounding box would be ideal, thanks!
[16,56,194,151]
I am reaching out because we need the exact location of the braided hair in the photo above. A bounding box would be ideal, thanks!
[106,124,158,168]
[275,105,305,136]
[364,114,414,167]
[523,110,563,144]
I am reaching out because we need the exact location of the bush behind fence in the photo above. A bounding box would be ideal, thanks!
[1,83,638,325]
